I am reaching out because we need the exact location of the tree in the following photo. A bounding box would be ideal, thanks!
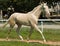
[0,0,59,12]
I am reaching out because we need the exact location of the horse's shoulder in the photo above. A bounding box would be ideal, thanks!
[28,14,37,24]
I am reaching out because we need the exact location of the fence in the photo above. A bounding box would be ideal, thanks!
[38,19,60,32]
[0,19,60,32]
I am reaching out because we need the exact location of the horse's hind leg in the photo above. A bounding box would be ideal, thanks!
[27,26,34,40]
[16,25,23,40]
[7,24,14,40]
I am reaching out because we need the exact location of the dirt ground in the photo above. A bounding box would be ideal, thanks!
[0,38,60,45]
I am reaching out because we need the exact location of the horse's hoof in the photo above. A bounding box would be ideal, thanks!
[6,37,9,40]
[27,37,29,41]
[19,35,23,41]
[44,40,46,43]
[21,39,23,41]
[27,39,29,41]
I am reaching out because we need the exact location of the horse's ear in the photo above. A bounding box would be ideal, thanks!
[45,2,47,5]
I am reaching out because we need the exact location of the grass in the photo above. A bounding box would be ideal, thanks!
[0,41,51,46]
[0,27,60,41]
[0,27,60,46]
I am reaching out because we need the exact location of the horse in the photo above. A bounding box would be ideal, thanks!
[3,3,50,42]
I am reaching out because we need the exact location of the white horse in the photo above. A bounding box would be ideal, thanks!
[3,3,50,42]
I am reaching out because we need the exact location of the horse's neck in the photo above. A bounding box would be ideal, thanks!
[32,5,41,19]
[28,6,38,14]
[30,6,38,13]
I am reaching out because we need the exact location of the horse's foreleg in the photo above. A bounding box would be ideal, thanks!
[16,25,23,40]
[32,23,46,42]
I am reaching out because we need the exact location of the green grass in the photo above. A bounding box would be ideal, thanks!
[0,41,51,46]
[0,27,60,41]
[0,27,60,46]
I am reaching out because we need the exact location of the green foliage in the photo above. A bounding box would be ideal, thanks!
[13,0,40,12]
[0,0,40,12]
[0,0,59,12]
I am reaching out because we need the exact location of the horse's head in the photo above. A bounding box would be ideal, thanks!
[28,3,50,19]
[40,2,50,18]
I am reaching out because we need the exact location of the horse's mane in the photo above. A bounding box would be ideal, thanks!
[28,5,41,13]
[28,3,47,14]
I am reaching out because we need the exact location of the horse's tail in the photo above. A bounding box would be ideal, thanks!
[3,20,9,28]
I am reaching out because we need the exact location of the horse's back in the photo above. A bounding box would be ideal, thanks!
[9,13,30,25]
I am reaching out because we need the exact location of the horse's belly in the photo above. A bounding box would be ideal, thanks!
[15,15,30,25]
[16,18,30,25]
[20,20,29,24]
